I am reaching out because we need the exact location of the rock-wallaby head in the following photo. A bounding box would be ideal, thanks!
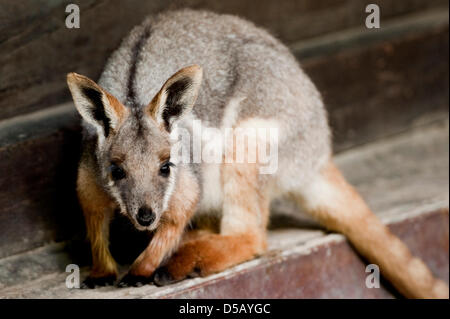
[67,9,448,297]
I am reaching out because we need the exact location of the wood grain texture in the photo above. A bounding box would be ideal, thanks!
[0,208,447,298]
[303,23,449,151]
[0,0,447,119]
[165,209,449,299]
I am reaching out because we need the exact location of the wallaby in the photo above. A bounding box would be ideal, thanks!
[67,9,448,298]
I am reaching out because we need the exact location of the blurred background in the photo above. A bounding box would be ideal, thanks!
[0,1,448,298]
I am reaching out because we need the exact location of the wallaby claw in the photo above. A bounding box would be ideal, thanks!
[153,267,179,287]
[80,275,116,289]
[117,273,153,288]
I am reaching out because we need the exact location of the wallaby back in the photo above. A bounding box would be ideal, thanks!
[96,9,331,195]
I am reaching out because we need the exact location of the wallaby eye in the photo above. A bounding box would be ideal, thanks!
[159,161,174,177]
[109,163,126,181]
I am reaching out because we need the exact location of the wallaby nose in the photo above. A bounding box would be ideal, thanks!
[137,206,155,227]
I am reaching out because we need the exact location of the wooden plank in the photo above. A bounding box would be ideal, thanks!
[166,209,449,299]
[0,0,448,120]
[298,11,449,150]
[0,13,448,258]
[0,119,83,259]
[0,207,447,298]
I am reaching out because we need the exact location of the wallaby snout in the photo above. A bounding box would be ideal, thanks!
[137,206,156,227]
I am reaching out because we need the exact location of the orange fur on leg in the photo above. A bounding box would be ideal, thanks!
[157,233,260,283]
[77,164,118,287]
[153,156,269,286]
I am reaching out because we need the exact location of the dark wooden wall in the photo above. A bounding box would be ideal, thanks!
[0,0,447,120]
[0,0,448,258]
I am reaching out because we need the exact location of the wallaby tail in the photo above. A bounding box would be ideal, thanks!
[296,161,449,299]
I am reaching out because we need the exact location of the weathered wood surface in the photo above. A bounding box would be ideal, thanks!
[1,206,447,298]
[302,10,449,151]
[0,0,448,119]
[0,10,448,258]
[166,209,449,299]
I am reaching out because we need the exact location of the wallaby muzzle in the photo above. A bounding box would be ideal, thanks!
[136,206,155,227]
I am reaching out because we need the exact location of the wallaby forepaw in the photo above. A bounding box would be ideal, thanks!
[153,267,179,287]
[80,275,116,289]
[117,273,153,288]
[153,264,202,287]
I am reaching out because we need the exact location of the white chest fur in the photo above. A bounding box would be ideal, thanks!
[197,162,223,213]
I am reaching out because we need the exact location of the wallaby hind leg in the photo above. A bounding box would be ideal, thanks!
[153,160,270,286]
[292,160,448,298]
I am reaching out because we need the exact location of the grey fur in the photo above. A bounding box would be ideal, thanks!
[80,9,331,229]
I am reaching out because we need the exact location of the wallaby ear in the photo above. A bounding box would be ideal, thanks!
[147,65,203,131]
[67,73,127,137]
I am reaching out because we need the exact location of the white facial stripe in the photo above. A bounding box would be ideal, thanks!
[162,164,177,212]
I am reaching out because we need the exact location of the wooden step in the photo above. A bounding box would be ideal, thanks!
[0,119,448,298]
[0,9,448,258]
[0,0,447,120]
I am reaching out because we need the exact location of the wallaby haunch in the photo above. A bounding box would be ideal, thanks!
[67,9,448,298]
